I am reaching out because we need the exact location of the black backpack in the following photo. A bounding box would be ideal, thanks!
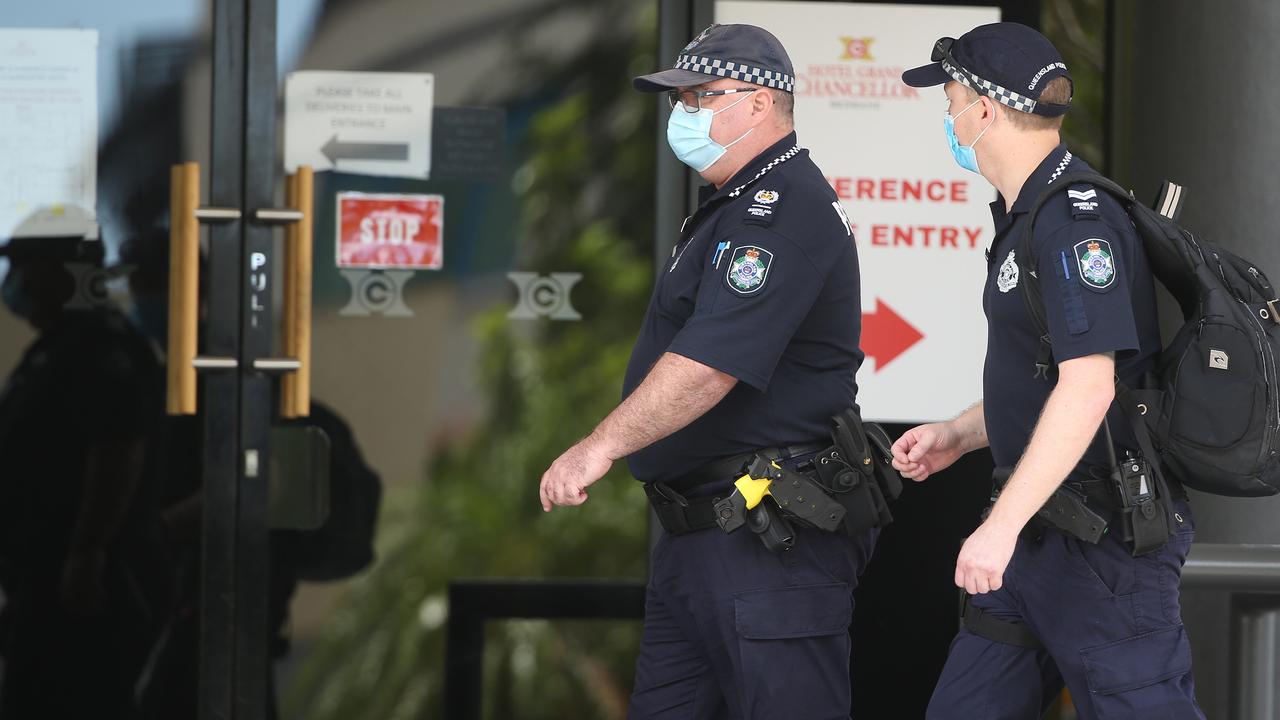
[1019,171,1280,497]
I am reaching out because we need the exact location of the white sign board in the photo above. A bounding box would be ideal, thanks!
[285,71,434,179]
[716,1,1001,423]
[0,28,98,239]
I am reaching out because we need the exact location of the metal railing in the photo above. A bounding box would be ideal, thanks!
[1182,543,1280,720]
[443,579,646,720]
[441,545,1280,720]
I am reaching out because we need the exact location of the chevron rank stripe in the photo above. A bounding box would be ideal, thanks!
[1067,189,1098,200]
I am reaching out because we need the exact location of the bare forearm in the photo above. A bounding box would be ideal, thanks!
[952,401,989,453]
[593,352,736,459]
[987,371,1113,531]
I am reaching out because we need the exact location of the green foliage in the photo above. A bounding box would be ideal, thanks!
[283,7,657,720]
[1043,0,1107,169]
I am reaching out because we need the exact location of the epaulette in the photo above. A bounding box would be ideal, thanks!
[1066,182,1100,220]
[742,183,786,227]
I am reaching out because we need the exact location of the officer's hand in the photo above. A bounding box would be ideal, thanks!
[539,434,614,512]
[891,422,964,481]
[954,521,1018,595]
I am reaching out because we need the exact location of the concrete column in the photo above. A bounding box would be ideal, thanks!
[1113,2,1280,715]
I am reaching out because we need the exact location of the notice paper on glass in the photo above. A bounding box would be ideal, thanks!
[0,28,99,239]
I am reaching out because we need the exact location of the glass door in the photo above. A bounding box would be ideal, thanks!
[0,1,282,718]
[260,2,659,719]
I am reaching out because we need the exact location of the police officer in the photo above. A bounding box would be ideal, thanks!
[892,23,1203,719]
[538,23,872,719]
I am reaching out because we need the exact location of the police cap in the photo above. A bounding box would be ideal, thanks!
[902,22,1072,118]
[633,23,795,93]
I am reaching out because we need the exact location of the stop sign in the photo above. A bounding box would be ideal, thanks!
[336,192,443,270]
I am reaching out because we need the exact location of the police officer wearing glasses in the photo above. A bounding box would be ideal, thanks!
[894,22,1204,719]
[539,23,879,719]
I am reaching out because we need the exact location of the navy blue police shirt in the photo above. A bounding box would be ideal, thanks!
[623,132,863,484]
[983,144,1162,476]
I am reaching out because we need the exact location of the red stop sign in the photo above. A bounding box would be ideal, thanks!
[336,192,443,269]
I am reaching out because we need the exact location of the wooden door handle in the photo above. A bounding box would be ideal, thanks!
[166,163,311,417]
[281,166,313,418]
[167,162,200,415]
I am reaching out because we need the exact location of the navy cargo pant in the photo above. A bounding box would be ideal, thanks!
[928,500,1204,720]
[628,522,877,719]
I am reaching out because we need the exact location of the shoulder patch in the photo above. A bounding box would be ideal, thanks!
[1074,238,1116,290]
[1067,183,1100,220]
[726,245,773,294]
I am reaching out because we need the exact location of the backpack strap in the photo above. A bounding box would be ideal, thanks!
[1016,170,1135,357]
[1115,383,1181,529]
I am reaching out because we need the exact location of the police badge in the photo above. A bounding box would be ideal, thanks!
[726,245,773,294]
[1075,238,1116,290]
[997,249,1019,293]
[683,24,717,52]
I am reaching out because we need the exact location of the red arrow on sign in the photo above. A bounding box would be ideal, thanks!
[862,298,924,372]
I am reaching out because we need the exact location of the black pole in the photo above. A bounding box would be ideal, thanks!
[200,0,247,717]
[234,0,278,717]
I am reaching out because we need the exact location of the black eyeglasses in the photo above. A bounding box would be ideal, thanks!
[667,87,758,112]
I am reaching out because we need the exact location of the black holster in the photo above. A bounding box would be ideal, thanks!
[746,497,795,552]
[818,409,903,535]
[704,408,905,549]
[990,467,1108,545]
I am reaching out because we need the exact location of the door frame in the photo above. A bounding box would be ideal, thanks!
[201,0,277,717]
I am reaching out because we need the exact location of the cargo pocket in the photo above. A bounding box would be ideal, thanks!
[1079,625,1197,719]
[734,583,852,717]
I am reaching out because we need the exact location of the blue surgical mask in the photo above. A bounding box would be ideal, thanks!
[666,92,755,172]
[944,98,992,174]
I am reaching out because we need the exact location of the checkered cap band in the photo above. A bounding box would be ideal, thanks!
[942,59,1038,115]
[674,54,795,92]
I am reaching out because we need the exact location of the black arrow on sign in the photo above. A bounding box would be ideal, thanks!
[321,135,410,164]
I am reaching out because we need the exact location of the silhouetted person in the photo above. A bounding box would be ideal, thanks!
[0,236,167,720]
[134,398,381,720]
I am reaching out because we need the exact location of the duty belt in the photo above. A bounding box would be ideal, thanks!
[644,443,828,536]
[990,465,1185,548]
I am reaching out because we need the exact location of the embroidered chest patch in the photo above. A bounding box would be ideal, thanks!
[726,245,773,294]
[997,249,1019,293]
[1075,238,1116,290]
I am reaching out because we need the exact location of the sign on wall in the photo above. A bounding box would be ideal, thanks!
[285,71,434,179]
[336,192,443,270]
[716,1,1001,423]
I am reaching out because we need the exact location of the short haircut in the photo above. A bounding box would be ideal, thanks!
[769,88,794,126]
[1003,76,1071,131]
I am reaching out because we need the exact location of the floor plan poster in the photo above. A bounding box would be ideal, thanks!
[0,29,98,239]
